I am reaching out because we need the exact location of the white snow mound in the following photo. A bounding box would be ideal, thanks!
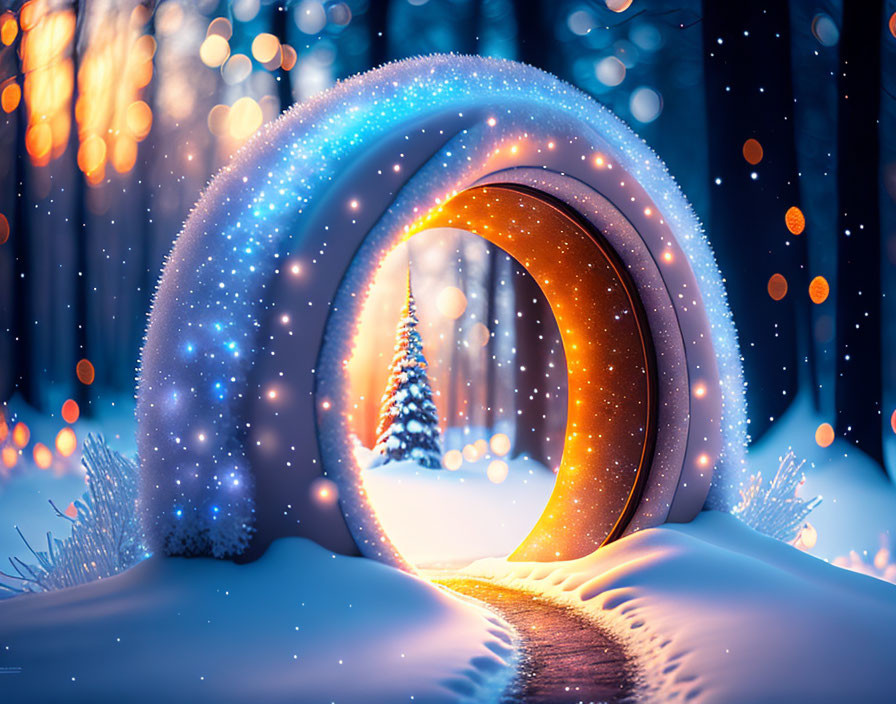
[0,538,516,704]
[463,510,896,704]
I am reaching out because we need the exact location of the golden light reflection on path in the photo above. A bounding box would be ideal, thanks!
[406,186,656,561]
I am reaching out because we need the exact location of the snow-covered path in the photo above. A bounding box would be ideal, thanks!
[436,577,632,703]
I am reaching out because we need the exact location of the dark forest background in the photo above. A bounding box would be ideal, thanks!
[0,0,894,477]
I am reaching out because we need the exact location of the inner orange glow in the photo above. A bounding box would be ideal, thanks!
[397,186,655,562]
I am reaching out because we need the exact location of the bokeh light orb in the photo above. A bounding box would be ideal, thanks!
[56,427,77,457]
[442,449,463,471]
[33,442,52,469]
[436,285,467,319]
[809,276,829,304]
[767,273,788,301]
[629,86,662,123]
[489,433,511,457]
[743,138,764,165]
[815,422,835,448]
[76,358,95,385]
[785,206,805,235]
[487,460,509,484]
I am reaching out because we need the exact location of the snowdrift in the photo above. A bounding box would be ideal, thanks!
[463,510,896,703]
[0,538,516,703]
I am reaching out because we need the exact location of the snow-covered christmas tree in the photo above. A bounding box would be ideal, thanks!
[370,274,442,469]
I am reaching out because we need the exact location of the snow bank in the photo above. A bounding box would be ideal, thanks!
[363,456,556,567]
[463,511,896,703]
[0,538,517,703]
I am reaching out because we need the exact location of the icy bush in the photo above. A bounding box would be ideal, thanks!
[0,434,146,597]
[733,449,821,543]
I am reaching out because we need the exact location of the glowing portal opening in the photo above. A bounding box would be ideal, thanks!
[328,184,657,567]
[346,228,567,568]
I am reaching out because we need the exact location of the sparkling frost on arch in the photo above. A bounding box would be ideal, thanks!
[138,55,747,559]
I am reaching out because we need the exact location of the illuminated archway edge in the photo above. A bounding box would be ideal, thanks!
[314,143,712,569]
[139,56,746,562]
[397,184,658,561]
[309,119,739,569]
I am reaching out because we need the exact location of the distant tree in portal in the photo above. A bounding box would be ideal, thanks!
[371,275,443,469]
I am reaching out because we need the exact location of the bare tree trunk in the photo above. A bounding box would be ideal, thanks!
[368,0,390,68]
[513,0,546,69]
[484,246,499,430]
[11,61,34,406]
[70,1,90,411]
[273,1,294,111]
[701,1,803,440]
[835,0,883,464]
[513,267,550,466]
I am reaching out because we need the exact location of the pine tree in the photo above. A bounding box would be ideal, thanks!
[370,274,443,469]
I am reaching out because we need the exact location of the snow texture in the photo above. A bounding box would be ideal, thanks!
[141,55,746,559]
[0,537,517,704]
[463,510,896,703]
[0,435,145,597]
[362,452,556,567]
[370,279,442,469]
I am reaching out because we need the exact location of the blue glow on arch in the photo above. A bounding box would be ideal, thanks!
[138,55,747,559]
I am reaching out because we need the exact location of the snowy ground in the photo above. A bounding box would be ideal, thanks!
[748,393,896,572]
[463,510,896,703]
[361,449,556,568]
[0,537,517,704]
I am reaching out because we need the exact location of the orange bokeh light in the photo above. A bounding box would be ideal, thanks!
[33,442,52,469]
[767,273,788,301]
[1,81,21,113]
[442,449,463,471]
[815,422,835,448]
[0,212,9,245]
[56,427,77,457]
[25,122,52,162]
[891,409,896,435]
[2,446,17,468]
[281,44,298,71]
[785,206,805,235]
[111,135,138,174]
[13,421,30,448]
[61,398,80,423]
[126,100,153,139]
[742,138,763,165]
[76,358,95,385]
[251,32,280,65]
[0,13,17,45]
[809,275,829,304]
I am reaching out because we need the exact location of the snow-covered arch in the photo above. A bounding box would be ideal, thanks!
[137,56,747,562]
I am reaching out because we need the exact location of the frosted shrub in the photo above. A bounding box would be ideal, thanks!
[0,434,146,597]
[733,449,821,543]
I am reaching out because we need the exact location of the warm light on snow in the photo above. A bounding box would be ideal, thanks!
[489,433,511,456]
[487,460,509,484]
[442,449,463,471]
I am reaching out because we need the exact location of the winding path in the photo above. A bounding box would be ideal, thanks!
[436,577,632,704]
